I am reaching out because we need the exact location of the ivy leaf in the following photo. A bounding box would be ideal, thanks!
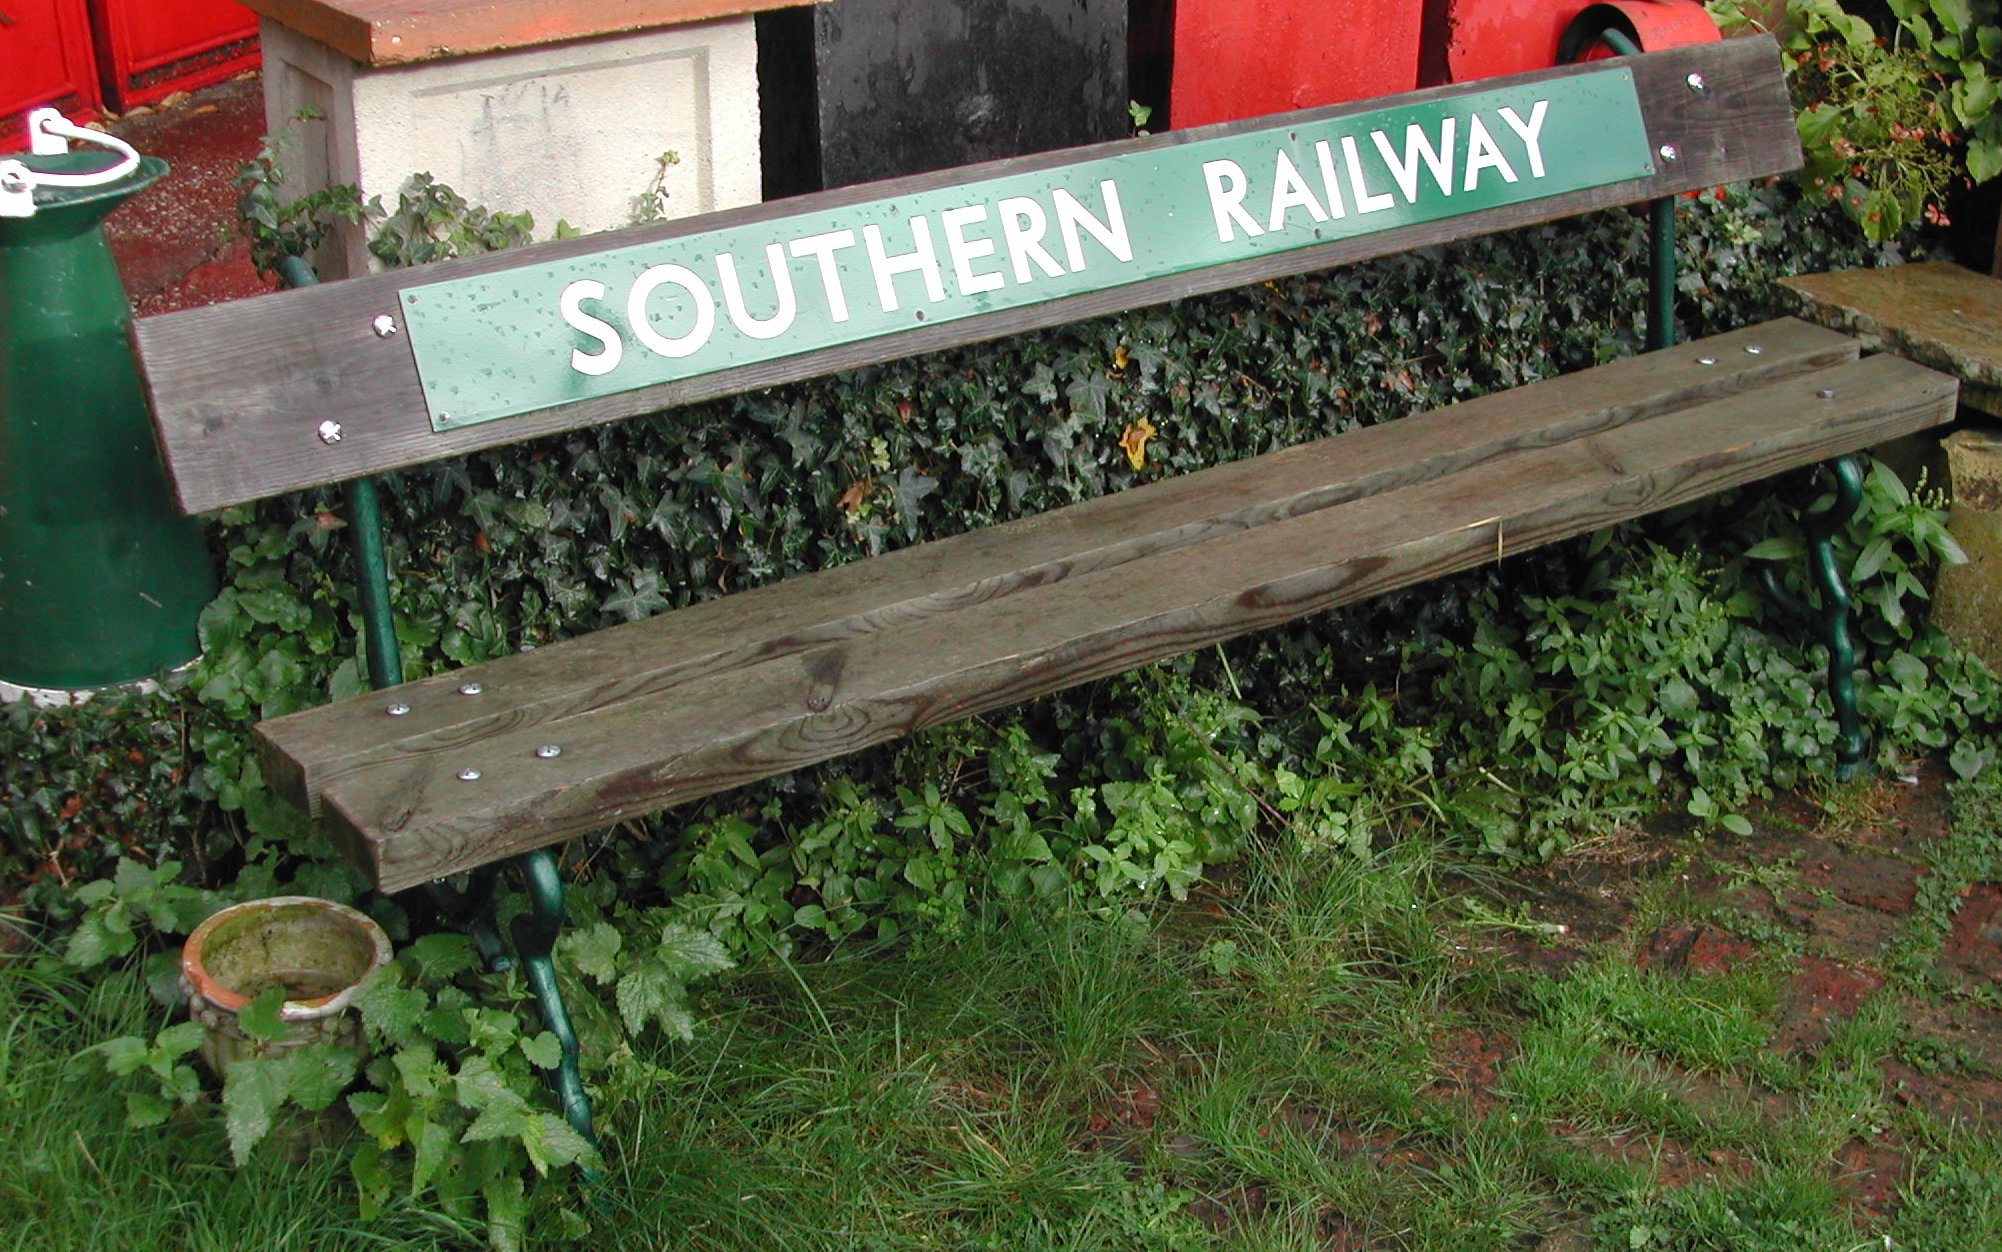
[1970,137,2002,185]
[1888,651,1929,690]
[890,466,939,524]
[601,572,671,622]
[1933,0,1974,36]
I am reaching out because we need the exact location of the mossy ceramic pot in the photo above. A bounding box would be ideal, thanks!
[180,896,392,1077]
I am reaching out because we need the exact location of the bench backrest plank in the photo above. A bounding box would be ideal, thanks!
[136,37,1797,515]
[256,318,1856,819]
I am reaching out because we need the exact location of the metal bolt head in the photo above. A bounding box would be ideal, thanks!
[1657,144,1679,163]
[459,682,484,696]
[1744,344,1763,355]
[1686,72,1707,92]
[386,702,411,717]
[317,419,344,445]
[535,744,562,759]
[457,767,482,782]
[1697,356,1717,366]
[371,313,399,338]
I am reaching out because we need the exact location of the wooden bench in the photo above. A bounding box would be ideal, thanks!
[131,36,1957,1150]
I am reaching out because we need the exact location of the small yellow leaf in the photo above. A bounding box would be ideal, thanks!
[1117,419,1157,471]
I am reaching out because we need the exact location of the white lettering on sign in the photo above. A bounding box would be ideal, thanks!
[1201,100,1556,244]
[561,280,622,376]
[560,181,1136,376]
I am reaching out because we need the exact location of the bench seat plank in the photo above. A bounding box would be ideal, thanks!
[285,348,1955,890]
[258,318,1859,820]
[136,37,1798,514]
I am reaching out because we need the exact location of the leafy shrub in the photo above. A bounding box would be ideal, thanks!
[1710,0,2002,240]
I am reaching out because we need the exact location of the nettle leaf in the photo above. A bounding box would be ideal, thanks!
[484,1175,528,1252]
[156,1020,208,1058]
[222,1058,289,1164]
[397,1116,451,1199]
[125,1090,173,1129]
[404,931,481,980]
[655,922,735,981]
[615,964,697,1039]
[286,1044,360,1111]
[558,921,622,984]
[64,910,133,968]
[520,1031,564,1070]
[90,1036,152,1077]
[354,970,428,1046]
[533,1113,598,1172]
[455,1055,535,1143]
[237,986,293,1043]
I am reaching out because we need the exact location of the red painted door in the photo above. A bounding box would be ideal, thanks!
[93,0,260,111]
[1170,0,1423,129]
[0,0,101,143]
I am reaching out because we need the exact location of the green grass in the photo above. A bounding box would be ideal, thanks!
[12,806,2002,1250]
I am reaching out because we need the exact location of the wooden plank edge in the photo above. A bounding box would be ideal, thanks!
[352,356,1957,890]
[259,320,1858,817]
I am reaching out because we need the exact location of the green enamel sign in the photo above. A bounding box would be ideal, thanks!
[400,69,1652,432]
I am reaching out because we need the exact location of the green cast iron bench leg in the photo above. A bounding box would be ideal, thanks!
[1757,454,1870,781]
[281,257,605,1172]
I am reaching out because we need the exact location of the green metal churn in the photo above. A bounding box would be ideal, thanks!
[0,109,215,694]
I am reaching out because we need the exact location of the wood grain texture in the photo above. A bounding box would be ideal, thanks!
[301,353,1955,891]
[1781,261,2002,417]
[256,319,1858,818]
[237,0,827,65]
[136,37,1800,515]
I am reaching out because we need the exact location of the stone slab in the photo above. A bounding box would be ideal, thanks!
[259,14,762,277]
[239,0,826,65]
[1780,261,2002,416]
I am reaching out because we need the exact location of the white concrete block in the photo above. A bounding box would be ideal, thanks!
[258,15,762,277]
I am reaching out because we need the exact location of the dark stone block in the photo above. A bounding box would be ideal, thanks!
[760,0,1130,198]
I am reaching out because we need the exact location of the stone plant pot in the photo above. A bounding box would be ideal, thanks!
[180,896,391,1078]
